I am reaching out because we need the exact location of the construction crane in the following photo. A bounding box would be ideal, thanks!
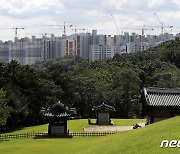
[25,32,52,36]
[111,14,120,35]
[8,27,25,37]
[154,13,173,34]
[44,22,73,35]
[119,26,154,49]
[141,26,154,36]
[41,33,54,37]
[71,27,85,33]
[119,26,154,36]
[131,25,155,35]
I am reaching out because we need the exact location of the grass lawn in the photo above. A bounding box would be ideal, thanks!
[5,124,48,134]
[112,118,146,126]
[0,117,179,154]
[4,118,145,134]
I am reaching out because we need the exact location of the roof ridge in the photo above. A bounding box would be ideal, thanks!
[143,87,180,107]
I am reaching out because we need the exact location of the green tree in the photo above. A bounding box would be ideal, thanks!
[0,89,11,126]
[152,64,180,88]
[110,67,141,118]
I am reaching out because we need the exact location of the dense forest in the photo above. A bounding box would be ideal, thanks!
[0,38,180,128]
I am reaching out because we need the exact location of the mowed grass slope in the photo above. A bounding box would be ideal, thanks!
[4,119,145,134]
[0,117,179,154]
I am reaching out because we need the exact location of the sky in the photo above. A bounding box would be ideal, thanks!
[0,0,180,41]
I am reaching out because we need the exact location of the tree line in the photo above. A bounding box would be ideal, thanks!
[0,37,180,128]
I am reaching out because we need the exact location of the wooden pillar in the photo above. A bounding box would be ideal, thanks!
[64,120,67,134]
[96,112,98,124]
[48,122,51,135]
[150,109,154,124]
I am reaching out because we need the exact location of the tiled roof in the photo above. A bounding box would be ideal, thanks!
[92,102,116,112]
[144,87,180,107]
[41,101,76,118]
[42,112,73,117]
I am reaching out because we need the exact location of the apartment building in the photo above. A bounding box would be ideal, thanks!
[0,30,178,64]
[0,41,11,63]
[89,45,116,61]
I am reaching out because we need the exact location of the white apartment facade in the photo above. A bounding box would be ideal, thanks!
[89,45,116,61]
[0,30,178,64]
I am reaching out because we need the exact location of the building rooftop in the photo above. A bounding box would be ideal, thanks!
[92,102,116,112]
[41,101,76,118]
[144,87,180,107]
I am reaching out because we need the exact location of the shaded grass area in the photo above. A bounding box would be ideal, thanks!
[2,119,145,134]
[112,118,146,126]
[0,117,179,154]
[4,124,48,134]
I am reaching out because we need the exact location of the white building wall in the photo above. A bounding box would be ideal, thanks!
[89,45,116,61]
[89,45,103,61]
[126,42,136,53]
[105,35,112,46]
[0,42,11,63]
[97,35,105,45]
[0,30,177,64]
[103,45,116,59]
[116,45,127,54]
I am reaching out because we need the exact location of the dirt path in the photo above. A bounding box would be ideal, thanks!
[83,126,133,132]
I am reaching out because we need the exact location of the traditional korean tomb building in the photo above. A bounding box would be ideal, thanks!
[142,87,180,124]
[41,101,76,136]
[92,103,116,125]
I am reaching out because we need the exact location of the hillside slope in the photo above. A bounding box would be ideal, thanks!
[82,116,180,154]
[0,117,179,154]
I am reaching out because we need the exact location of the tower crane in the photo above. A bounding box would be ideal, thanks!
[9,27,25,37]
[119,26,154,36]
[42,33,54,37]
[119,27,154,50]
[25,33,53,37]
[154,13,173,34]
[44,22,73,35]
[71,27,85,33]
[111,14,120,35]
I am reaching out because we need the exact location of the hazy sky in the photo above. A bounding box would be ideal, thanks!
[0,0,180,41]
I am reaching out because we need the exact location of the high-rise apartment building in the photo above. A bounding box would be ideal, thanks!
[0,30,178,64]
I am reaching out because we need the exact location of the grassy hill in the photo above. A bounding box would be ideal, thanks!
[3,118,145,134]
[0,117,179,154]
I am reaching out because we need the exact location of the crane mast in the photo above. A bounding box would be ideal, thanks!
[44,22,73,36]
[154,13,164,34]
[10,27,25,37]
[72,26,85,33]
[111,14,120,35]
[119,26,154,36]
[154,13,173,34]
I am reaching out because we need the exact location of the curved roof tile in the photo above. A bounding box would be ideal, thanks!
[144,87,180,106]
